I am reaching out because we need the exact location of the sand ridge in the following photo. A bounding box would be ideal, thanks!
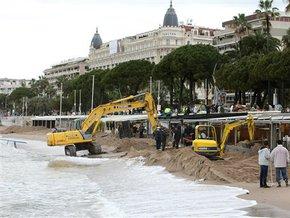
[94,133,264,183]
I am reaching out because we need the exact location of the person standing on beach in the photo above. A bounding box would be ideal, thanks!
[258,142,271,188]
[270,140,290,187]
[155,127,162,150]
[161,128,167,151]
[139,123,144,138]
[173,125,181,149]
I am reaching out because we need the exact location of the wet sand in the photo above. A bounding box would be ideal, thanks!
[237,182,290,217]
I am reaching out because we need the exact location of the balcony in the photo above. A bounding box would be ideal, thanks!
[214,37,237,46]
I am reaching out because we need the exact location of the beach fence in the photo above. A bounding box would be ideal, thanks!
[0,138,27,148]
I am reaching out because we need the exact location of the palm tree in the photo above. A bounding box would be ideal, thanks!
[240,31,280,56]
[255,0,279,105]
[233,14,251,51]
[282,28,290,49]
[255,0,280,38]
[285,0,290,12]
[233,13,251,36]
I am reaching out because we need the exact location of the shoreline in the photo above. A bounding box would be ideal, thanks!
[1,127,290,217]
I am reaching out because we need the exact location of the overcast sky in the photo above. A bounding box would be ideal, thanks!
[0,0,286,79]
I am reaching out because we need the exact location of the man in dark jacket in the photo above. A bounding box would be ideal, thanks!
[155,127,162,150]
[173,125,181,149]
[139,123,144,138]
[161,128,167,151]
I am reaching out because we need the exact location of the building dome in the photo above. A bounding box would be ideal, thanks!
[163,1,178,27]
[91,28,102,49]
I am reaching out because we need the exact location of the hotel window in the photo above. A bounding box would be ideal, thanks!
[175,40,178,45]
[166,39,170,45]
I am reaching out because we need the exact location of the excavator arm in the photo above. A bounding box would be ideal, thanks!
[81,92,157,136]
[219,115,254,155]
[47,92,158,156]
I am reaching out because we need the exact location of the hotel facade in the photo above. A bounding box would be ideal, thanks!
[44,57,89,84]
[214,10,290,53]
[88,2,216,70]
[0,78,31,95]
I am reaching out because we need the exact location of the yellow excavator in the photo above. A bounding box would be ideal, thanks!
[192,115,254,157]
[47,92,158,156]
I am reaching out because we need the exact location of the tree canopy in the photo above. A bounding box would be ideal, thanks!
[102,60,154,98]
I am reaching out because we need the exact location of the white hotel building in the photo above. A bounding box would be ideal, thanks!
[214,10,290,53]
[44,57,89,84]
[88,1,216,70]
[0,78,31,95]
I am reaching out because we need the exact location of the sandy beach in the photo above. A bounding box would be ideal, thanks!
[1,125,290,217]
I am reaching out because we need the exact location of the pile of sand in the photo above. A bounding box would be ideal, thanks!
[94,133,263,183]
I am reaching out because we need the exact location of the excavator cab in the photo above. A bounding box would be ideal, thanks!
[192,125,220,157]
[192,115,254,158]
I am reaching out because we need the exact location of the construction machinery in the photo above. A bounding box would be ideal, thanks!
[192,115,254,157]
[47,92,158,156]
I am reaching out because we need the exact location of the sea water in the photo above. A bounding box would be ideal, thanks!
[0,138,256,217]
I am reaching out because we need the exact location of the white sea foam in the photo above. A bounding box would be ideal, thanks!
[48,156,109,168]
[0,139,258,218]
[87,157,257,218]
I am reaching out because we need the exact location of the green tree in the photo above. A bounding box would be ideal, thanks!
[172,44,219,105]
[9,87,35,102]
[233,14,251,36]
[233,13,251,51]
[8,87,36,115]
[282,28,290,49]
[30,76,50,96]
[104,60,154,97]
[251,51,284,106]
[269,49,290,106]
[286,0,290,12]
[255,0,279,38]
[55,75,69,90]
[154,45,219,107]
[215,54,259,104]
[247,0,279,105]
[69,70,108,113]
[153,54,176,106]
[0,94,8,110]
[239,31,280,56]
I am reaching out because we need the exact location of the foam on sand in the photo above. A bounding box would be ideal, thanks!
[48,156,109,168]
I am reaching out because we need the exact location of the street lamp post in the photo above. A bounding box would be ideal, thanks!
[157,80,161,113]
[59,83,63,128]
[22,97,25,116]
[25,97,28,116]
[79,89,82,115]
[73,90,76,113]
[91,75,95,110]
[149,76,153,93]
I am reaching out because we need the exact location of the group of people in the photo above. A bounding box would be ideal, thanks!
[258,140,290,188]
[132,123,145,138]
[154,123,195,151]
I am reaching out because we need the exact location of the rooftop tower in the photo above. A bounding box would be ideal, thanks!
[163,0,179,27]
[91,28,102,49]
